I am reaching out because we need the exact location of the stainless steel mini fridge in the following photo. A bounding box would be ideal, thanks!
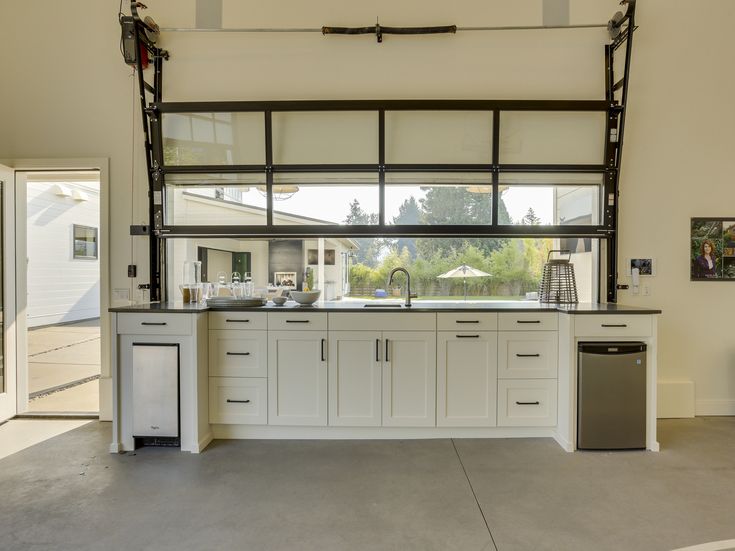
[132,343,179,444]
[577,342,646,450]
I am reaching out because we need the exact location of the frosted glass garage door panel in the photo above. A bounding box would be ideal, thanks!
[272,111,379,164]
[499,111,606,165]
[162,112,265,165]
[385,111,493,164]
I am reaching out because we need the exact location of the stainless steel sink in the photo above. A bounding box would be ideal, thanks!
[363,303,403,308]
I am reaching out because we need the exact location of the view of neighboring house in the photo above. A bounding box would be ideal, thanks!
[27,177,101,327]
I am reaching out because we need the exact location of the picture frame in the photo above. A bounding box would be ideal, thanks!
[307,248,335,265]
[690,218,735,281]
[628,258,655,276]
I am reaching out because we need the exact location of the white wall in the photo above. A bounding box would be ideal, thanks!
[2,0,733,415]
[26,181,101,326]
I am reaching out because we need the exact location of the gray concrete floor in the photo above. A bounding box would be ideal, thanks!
[0,418,734,551]
[28,319,100,413]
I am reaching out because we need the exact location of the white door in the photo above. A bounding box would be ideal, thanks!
[382,331,436,427]
[268,331,327,426]
[0,165,16,422]
[437,332,498,427]
[328,331,381,426]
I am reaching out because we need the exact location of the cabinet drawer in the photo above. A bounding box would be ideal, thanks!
[437,313,498,331]
[498,312,558,331]
[497,379,557,427]
[498,332,558,379]
[209,377,267,425]
[209,330,267,377]
[268,312,327,331]
[329,313,435,332]
[209,311,267,330]
[117,313,192,335]
[573,315,652,337]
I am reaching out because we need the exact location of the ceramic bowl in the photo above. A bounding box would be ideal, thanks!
[272,296,288,306]
[289,290,321,305]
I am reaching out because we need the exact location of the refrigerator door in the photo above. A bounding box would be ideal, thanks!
[132,344,179,437]
[578,342,646,450]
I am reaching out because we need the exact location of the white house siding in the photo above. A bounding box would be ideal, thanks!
[27,181,100,327]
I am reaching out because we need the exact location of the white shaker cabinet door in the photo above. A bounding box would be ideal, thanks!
[382,331,437,427]
[268,331,328,426]
[328,331,382,427]
[437,332,498,427]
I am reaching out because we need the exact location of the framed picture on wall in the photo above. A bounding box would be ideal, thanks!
[691,218,735,280]
[307,249,335,265]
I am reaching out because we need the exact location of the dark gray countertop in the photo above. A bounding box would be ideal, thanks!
[110,301,661,315]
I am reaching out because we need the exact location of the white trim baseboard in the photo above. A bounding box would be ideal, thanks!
[696,399,735,416]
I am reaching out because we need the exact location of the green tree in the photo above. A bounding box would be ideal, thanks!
[392,197,420,259]
[343,199,384,267]
[521,207,541,225]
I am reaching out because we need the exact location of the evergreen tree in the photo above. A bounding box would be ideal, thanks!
[343,199,383,267]
[521,207,541,225]
[391,197,421,259]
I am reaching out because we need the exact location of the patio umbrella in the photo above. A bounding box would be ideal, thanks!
[437,264,491,301]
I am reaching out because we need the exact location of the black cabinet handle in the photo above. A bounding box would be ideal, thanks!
[385,339,390,362]
[456,320,480,324]
[141,322,167,326]
[376,339,381,362]
[321,338,326,361]
[457,334,480,338]
[516,401,540,405]
[226,319,250,323]
[517,320,541,324]
[516,353,540,358]
[226,399,251,404]
[286,320,310,323]
[226,352,251,356]
[601,324,627,328]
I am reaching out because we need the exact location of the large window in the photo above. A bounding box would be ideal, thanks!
[155,101,609,301]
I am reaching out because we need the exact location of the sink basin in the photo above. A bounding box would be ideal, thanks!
[363,303,403,308]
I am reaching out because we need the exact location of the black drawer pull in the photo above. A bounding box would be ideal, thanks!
[141,322,167,326]
[456,320,480,324]
[226,399,251,404]
[226,319,250,323]
[601,323,627,328]
[517,320,541,324]
[516,353,540,358]
[516,401,540,406]
[321,338,326,362]
[385,339,390,362]
[286,320,310,323]
[376,339,381,362]
[457,334,480,338]
[226,352,251,356]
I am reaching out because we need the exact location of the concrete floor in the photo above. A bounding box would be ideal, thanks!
[0,418,734,551]
[28,319,100,413]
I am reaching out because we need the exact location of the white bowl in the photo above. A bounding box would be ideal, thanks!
[272,296,287,306]
[289,290,321,305]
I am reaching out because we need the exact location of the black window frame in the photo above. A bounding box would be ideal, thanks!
[150,99,614,239]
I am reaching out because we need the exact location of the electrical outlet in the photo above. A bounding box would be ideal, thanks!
[643,285,650,296]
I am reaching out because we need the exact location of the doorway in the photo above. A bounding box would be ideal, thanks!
[16,171,101,414]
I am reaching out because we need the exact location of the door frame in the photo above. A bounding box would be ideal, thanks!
[0,164,17,422]
[8,158,109,417]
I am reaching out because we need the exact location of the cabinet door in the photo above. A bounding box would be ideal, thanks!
[268,331,327,426]
[437,332,497,427]
[382,331,436,427]
[328,331,382,427]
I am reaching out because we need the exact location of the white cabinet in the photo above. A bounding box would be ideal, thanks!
[497,331,558,379]
[328,331,382,426]
[437,332,498,427]
[209,329,267,378]
[268,330,328,426]
[382,331,437,427]
[497,379,557,427]
[209,377,267,425]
